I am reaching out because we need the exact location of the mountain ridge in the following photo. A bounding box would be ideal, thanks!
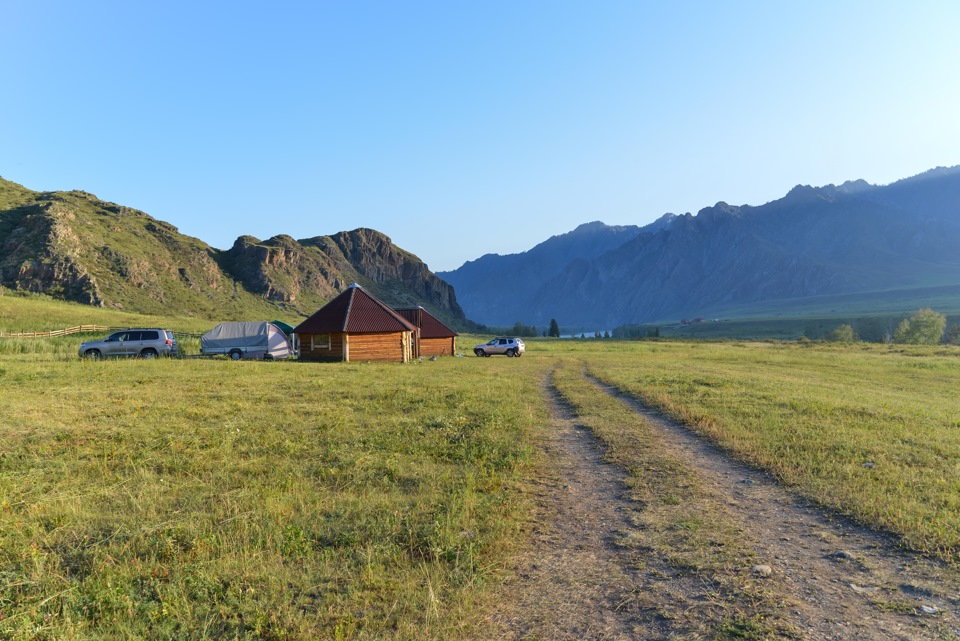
[0,178,468,327]
[441,166,960,327]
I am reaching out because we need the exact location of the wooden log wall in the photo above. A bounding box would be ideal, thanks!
[420,337,456,357]
[348,332,410,363]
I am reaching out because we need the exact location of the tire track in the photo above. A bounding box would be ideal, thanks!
[586,372,960,640]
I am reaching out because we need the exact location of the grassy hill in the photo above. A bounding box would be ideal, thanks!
[0,177,469,330]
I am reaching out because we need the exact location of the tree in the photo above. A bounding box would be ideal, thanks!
[946,324,960,345]
[825,324,856,343]
[548,319,560,338]
[603,330,610,339]
[893,308,947,345]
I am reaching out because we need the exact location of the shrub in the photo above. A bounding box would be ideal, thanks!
[893,308,947,345]
[825,324,856,343]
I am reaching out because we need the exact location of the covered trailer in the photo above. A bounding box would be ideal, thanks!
[201,321,292,360]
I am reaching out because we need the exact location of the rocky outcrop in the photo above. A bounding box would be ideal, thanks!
[220,229,466,320]
[0,177,468,324]
[1,201,104,305]
[220,235,343,303]
[325,228,464,317]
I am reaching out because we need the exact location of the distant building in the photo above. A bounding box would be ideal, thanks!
[293,284,415,363]
[395,306,458,357]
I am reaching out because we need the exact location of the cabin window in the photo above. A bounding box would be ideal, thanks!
[311,334,331,350]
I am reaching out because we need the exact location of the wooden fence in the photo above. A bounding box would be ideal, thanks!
[0,324,111,339]
[0,325,204,339]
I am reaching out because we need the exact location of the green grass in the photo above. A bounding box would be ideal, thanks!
[584,340,960,561]
[5,309,960,637]
[0,293,221,334]
[0,357,545,640]
[0,294,219,358]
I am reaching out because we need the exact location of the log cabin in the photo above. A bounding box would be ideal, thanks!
[395,306,458,357]
[293,284,416,363]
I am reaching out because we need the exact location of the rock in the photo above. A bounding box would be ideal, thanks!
[831,550,855,560]
[920,605,938,615]
[751,564,773,577]
[863,462,876,468]
[849,583,879,594]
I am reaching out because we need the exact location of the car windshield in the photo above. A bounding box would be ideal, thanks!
[487,339,497,345]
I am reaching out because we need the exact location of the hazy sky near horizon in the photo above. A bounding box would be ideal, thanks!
[3,1,959,271]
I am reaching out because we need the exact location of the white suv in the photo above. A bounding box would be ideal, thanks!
[474,337,525,357]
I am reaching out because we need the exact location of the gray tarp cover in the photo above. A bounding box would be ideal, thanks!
[201,322,291,357]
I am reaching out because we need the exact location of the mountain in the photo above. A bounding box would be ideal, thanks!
[441,167,960,328]
[438,220,654,321]
[0,178,467,326]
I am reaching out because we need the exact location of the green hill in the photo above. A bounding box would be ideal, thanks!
[0,177,468,328]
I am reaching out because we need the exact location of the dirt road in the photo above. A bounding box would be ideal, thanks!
[477,373,960,640]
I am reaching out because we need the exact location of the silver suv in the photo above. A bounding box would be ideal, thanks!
[79,329,178,359]
[474,337,525,357]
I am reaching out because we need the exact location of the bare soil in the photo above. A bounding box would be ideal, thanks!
[475,374,960,640]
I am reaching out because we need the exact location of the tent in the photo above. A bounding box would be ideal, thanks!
[270,320,295,336]
[201,321,292,360]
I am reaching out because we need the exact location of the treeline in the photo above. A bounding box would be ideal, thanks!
[480,319,563,338]
[614,309,960,344]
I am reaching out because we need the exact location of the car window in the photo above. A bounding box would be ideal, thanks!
[499,339,507,345]
[165,331,175,340]
[110,332,128,342]
[142,331,159,340]
[128,331,143,341]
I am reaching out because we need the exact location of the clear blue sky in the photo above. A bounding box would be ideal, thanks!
[3,1,958,271]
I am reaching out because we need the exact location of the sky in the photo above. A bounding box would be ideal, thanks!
[2,1,959,272]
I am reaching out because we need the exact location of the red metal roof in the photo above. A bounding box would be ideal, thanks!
[395,307,458,338]
[293,286,416,334]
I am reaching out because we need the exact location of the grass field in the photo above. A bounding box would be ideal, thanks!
[2,295,960,638]
[582,340,960,560]
[0,356,545,640]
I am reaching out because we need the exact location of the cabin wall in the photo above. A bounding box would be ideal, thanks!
[420,337,456,357]
[348,332,410,363]
[297,332,345,362]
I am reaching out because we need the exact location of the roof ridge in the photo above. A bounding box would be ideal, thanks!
[341,287,356,332]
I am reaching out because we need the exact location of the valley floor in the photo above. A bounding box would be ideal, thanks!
[2,337,960,639]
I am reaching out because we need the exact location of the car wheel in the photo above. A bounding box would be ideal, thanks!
[85,349,101,360]
[140,348,158,359]
[506,349,516,357]
[229,349,242,361]
[475,349,484,357]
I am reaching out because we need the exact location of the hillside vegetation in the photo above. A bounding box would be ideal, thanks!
[0,177,466,329]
